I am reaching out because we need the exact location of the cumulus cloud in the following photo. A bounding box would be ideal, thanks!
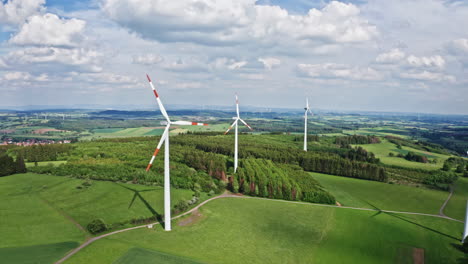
[297,63,382,81]
[132,54,163,65]
[448,38,468,53]
[0,71,48,82]
[102,0,378,47]
[400,70,455,83]
[446,38,468,65]
[10,13,86,47]
[2,47,103,72]
[70,72,138,84]
[258,57,281,70]
[0,0,44,26]
[376,49,405,63]
[406,55,445,69]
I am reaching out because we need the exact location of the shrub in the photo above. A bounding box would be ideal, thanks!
[86,219,107,234]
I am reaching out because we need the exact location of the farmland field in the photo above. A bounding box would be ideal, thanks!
[84,127,165,140]
[65,198,464,264]
[312,172,449,214]
[355,139,451,170]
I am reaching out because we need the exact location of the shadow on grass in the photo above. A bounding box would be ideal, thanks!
[363,200,459,241]
[451,243,468,263]
[115,183,164,226]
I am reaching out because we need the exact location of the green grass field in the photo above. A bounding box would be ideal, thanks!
[114,248,203,264]
[65,198,465,264]
[25,160,67,168]
[0,174,86,263]
[0,242,80,264]
[356,139,450,170]
[312,173,449,214]
[343,127,410,139]
[0,173,200,263]
[83,127,166,140]
[444,177,468,221]
[3,174,196,228]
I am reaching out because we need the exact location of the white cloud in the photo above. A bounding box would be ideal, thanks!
[239,73,264,80]
[376,49,405,63]
[102,0,378,47]
[297,63,382,81]
[448,38,468,53]
[72,72,138,84]
[400,70,455,83]
[132,54,163,65]
[2,47,103,72]
[1,71,48,82]
[173,82,203,90]
[0,0,44,26]
[258,57,281,70]
[10,13,86,47]
[406,55,445,69]
[446,38,468,65]
[227,61,247,70]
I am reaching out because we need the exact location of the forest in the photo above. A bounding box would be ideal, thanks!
[2,131,461,198]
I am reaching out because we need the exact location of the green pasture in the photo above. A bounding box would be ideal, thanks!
[0,174,86,263]
[25,160,67,168]
[444,177,468,221]
[311,173,449,214]
[84,127,165,140]
[65,198,465,264]
[114,247,203,264]
[0,242,79,264]
[356,139,450,170]
[343,127,410,139]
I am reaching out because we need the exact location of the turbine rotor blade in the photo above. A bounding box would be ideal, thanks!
[146,126,169,171]
[224,119,238,135]
[146,74,170,122]
[235,94,240,118]
[171,121,208,126]
[239,118,253,131]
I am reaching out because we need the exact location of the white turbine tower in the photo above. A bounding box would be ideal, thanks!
[145,74,208,231]
[303,98,312,151]
[463,200,468,242]
[224,95,253,173]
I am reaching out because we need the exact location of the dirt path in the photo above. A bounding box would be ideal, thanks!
[55,193,463,264]
[439,185,454,217]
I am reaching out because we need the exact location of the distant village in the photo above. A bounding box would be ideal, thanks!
[0,138,71,146]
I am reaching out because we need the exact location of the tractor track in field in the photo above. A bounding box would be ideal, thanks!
[55,192,463,264]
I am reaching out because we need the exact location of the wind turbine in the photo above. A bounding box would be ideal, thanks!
[145,74,208,231]
[224,95,253,173]
[304,98,312,151]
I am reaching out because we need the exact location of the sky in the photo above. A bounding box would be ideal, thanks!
[0,0,467,114]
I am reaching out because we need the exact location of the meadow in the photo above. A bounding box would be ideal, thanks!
[445,177,468,221]
[0,173,200,264]
[355,139,451,170]
[311,172,449,214]
[65,198,465,264]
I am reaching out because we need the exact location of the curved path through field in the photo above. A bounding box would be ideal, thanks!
[439,185,454,218]
[55,192,463,264]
